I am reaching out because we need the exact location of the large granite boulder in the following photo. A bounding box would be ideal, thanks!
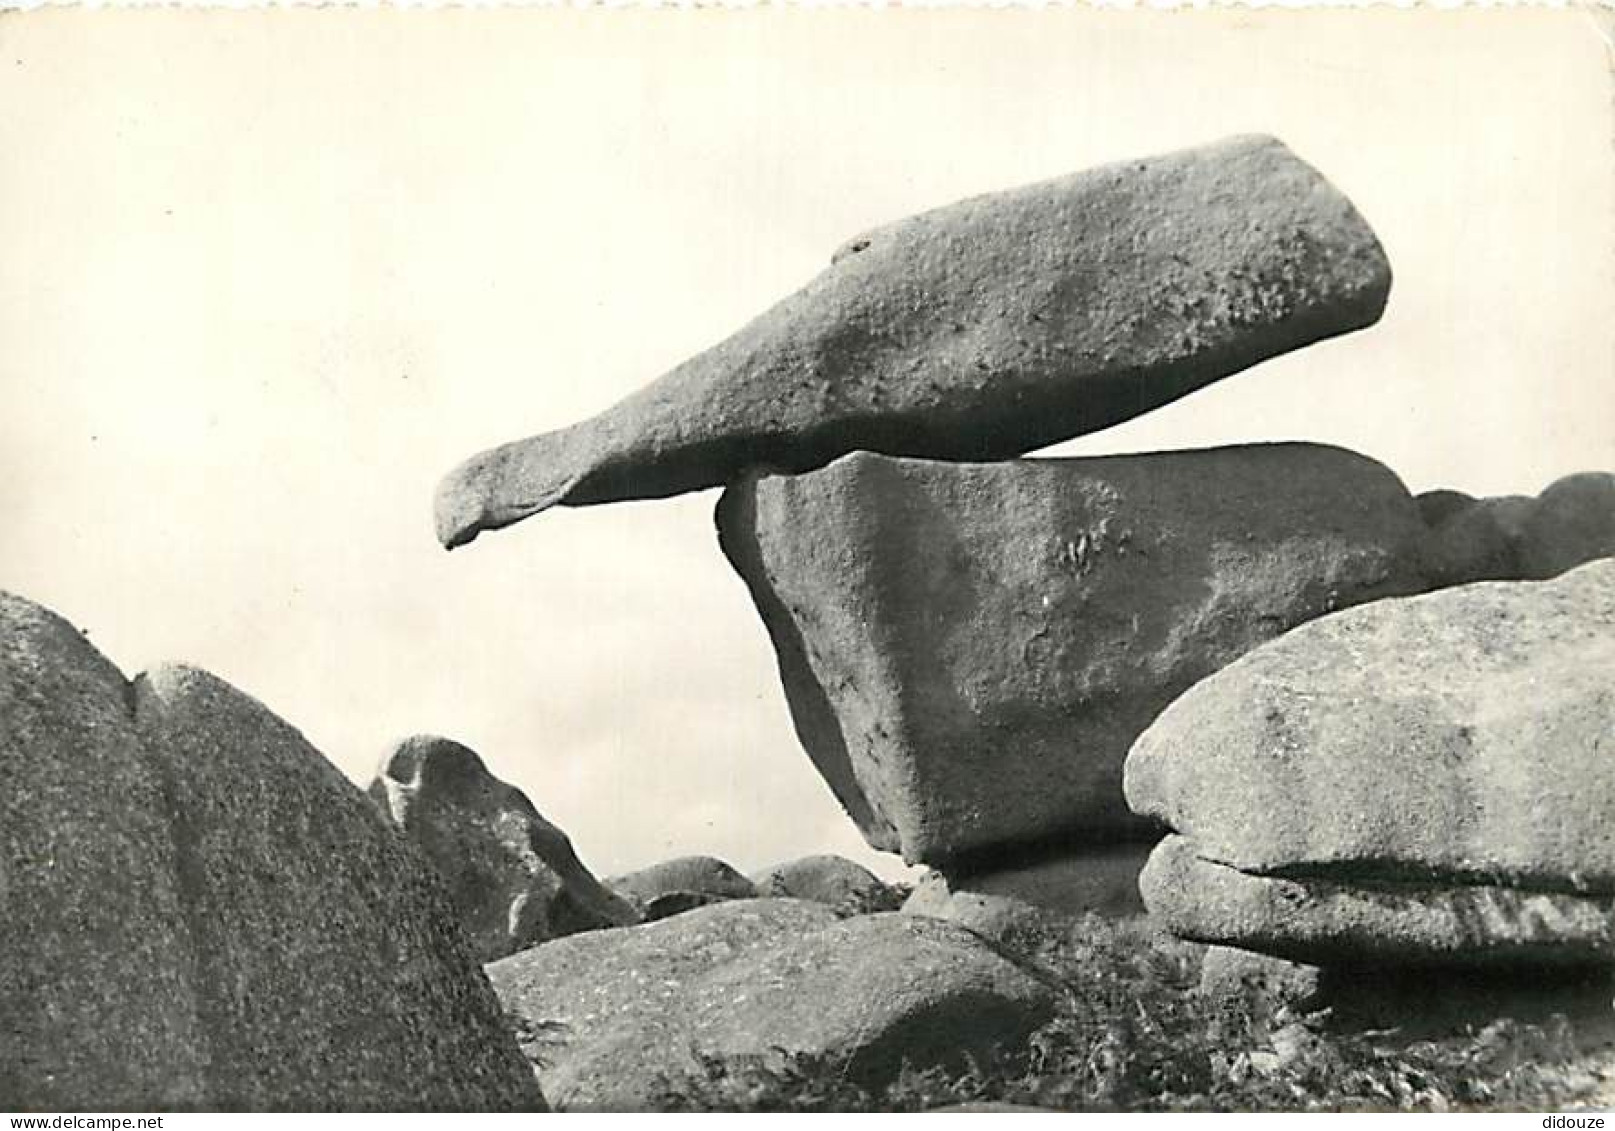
[719,442,1429,864]
[493,903,1056,1110]
[0,591,544,1112]
[368,734,636,961]
[0,594,209,1110]
[435,134,1390,547]
[490,897,843,1093]
[606,855,758,921]
[1126,559,1615,965]
[750,854,900,913]
[1200,946,1615,1045]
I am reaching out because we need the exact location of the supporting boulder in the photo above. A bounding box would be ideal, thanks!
[719,442,1428,864]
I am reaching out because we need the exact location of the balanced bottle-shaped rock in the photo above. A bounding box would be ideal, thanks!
[435,134,1391,548]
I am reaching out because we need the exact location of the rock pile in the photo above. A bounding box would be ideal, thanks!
[0,592,543,1112]
[428,131,1615,1072]
[369,734,637,961]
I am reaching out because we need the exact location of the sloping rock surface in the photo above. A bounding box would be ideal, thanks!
[0,595,208,1110]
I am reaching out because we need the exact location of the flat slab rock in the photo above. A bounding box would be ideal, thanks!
[489,900,1055,1110]
[1143,836,1615,967]
[369,734,636,962]
[1126,558,1615,894]
[435,133,1389,547]
[719,442,1428,864]
[0,592,543,1112]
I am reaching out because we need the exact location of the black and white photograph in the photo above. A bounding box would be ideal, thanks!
[1,4,1613,1115]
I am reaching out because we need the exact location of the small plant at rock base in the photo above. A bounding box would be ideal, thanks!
[505,1012,570,1071]
[649,1047,881,1112]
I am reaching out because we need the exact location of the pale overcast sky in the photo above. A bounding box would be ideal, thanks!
[2,9,1610,882]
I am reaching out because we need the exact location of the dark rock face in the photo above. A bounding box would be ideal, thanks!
[1414,488,1477,528]
[0,592,544,1112]
[493,904,1056,1110]
[1195,948,1615,1039]
[368,735,636,961]
[606,855,758,921]
[1519,472,1615,580]
[1419,472,1614,588]
[750,854,900,913]
[718,443,1429,865]
[1421,494,1535,587]
[435,134,1390,547]
[1126,559,1615,966]
[904,843,1153,936]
